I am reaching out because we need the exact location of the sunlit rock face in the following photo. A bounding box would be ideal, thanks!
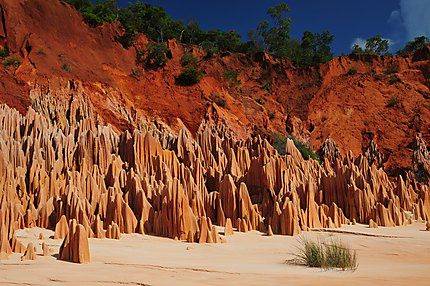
[0,85,429,259]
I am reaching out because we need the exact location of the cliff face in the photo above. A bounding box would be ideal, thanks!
[0,0,429,174]
[0,86,429,252]
[0,1,430,259]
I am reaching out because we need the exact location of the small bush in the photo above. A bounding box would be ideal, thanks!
[224,69,240,86]
[200,40,219,59]
[175,66,204,86]
[272,132,288,155]
[386,96,399,108]
[384,63,399,75]
[291,237,358,270]
[347,67,357,75]
[181,53,198,67]
[144,43,171,69]
[371,69,383,81]
[61,63,72,72]
[0,46,10,58]
[288,135,321,162]
[3,55,21,68]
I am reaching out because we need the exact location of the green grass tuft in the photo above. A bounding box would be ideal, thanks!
[291,237,358,270]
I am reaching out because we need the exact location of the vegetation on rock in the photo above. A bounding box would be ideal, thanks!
[176,66,205,86]
[351,35,390,56]
[141,42,171,69]
[386,96,399,108]
[398,36,430,55]
[2,55,22,68]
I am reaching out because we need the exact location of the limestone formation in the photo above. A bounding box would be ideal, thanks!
[0,223,12,259]
[42,242,50,256]
[369,219,378,229]
[267,225,274,236]
[224,218,234,236]
[10,236,26,254]
[59,219,91,263]
[21,243,36,261]
[54,216,69,239]
[0,91,429,250]
[106,223,121,239]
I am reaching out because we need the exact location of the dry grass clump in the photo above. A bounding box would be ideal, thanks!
[290,237,358,270]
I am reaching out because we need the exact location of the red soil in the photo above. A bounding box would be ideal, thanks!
[0,0,429,173]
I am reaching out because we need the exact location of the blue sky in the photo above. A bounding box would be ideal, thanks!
[117,0,430,55]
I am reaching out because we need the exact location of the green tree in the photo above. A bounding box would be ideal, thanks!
[253,2,292,58]
[118,2,183,44]
[294,31,334,67]
[66,0,118,27]
[364,35,389,56]
[65,0,92,11]
[351,44,364,55]
[182,21,204,45]
[398,36,430,55]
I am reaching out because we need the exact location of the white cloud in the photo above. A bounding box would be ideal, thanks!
[389,0,430,41]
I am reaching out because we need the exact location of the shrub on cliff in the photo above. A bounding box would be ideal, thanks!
[143,43,171,69]
[0,46,10,58]
[175,66,204,86]
[347,67,357,75]
[288,135,320,162]
[386,96,399,108]
[181,53,198,67]
[272,132,287,155]
[3,55,21,68]
[224,69,241,86]
[398,36,429,55]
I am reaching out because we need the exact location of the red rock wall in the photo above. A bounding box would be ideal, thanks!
[0,85,429,251]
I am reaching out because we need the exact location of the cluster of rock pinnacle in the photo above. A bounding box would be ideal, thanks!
[0,84,429,263]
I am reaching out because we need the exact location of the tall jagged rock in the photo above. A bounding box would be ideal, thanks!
[0,87,428,249]
[21,243,36,261]
[224,218,234,236]
[0,223,12,259]
[59,219,90,263]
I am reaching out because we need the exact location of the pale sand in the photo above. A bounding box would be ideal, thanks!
[1,223,429,286]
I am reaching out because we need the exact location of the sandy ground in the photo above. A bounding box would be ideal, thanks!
[0,223,429,286]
